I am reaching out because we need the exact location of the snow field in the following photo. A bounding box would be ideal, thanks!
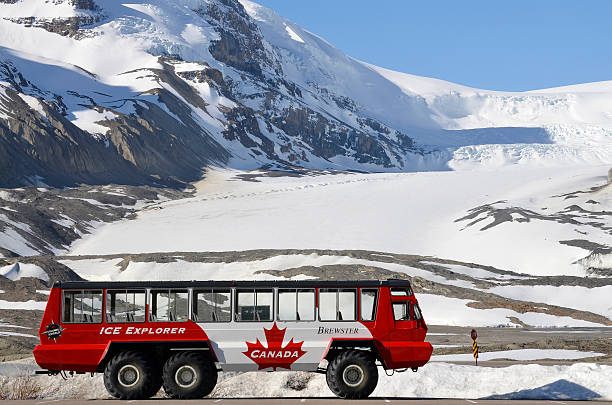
[486,285,612,320]
[417,294,603,328]
[0,263,49,283]
[212,363,612,399]
[0,300,46,311]
[0,358,610,400]
[431,349,605,362]
[69,165,611,277]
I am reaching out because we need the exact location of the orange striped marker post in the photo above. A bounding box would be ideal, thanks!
[471,329,478,366]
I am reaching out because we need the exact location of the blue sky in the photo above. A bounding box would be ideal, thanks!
[254,0,612,91]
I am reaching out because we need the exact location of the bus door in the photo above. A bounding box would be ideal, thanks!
[383,287,418,366]
[389,287,418,333]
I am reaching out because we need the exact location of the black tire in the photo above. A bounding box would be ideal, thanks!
[326,350,378,399]
[103,351,162,400]
[162,351,218,399]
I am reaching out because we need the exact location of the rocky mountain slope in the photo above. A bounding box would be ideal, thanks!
[1,0,611,187]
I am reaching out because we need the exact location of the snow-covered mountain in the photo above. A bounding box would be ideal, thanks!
[1,0,611,187]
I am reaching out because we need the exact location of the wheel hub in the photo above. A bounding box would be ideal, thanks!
[342,364,365,387]
[118,364,140,388]
[175,365,198,388]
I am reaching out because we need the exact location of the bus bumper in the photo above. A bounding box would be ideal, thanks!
[383,341,433,369]
[34,343,109,372]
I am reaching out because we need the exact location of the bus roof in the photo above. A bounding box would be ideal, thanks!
[54,279,412,290]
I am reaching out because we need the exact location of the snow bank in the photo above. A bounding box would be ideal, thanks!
[0,331,37,338]
[0,263,49,282]
[0,300,46,311]
[63,254,471,287]
[0,227,39,257]
[579,251,612,271]
[431,349,605,362]
[487,284,612,319]
[418,294,604,328]
[70,109,117,136]
[1,358,610,400]
[212,363,612,400]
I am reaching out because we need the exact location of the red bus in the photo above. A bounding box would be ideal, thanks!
[34,279,432,399]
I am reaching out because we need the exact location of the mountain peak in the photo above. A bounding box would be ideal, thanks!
[1,0,611,187]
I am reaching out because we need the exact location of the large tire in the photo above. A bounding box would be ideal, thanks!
[162,351,218,399]
[103,351,162,400]
[326,350,378,399]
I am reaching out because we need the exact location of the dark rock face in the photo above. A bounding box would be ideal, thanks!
[204,0,281,78]
[71,0,97,10]
[0,185,189,256]
[177,66,232,99]
[269,106,394,167]
[0,57,229,188]
[0,86,149,188]
[2,11,102,38]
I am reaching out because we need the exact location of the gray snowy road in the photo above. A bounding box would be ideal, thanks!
[14,400,612,404]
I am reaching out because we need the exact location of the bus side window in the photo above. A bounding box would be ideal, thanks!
[318,289,336,321]
[214,290,232,321]
[360,289,378,321]
[63,291,74,323]
[150,290,188,322]
[319,289,356,321]
[278,289,297,321]
[235,289,273,321]
[338,289,356,321]
[392,301,411,321]
[297,289,315,321]
[236,289,255,321]
[193,289,231,322]
[413,303,423,320]
[390,288,413,297]
[277,289,315,321]
[106,290,146,323]
[62,290,102,324]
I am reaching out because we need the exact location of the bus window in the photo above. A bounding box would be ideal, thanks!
[392,301,411,321]
[297,289,315,321]
[278,289,315,321]
[319,289,356,321]
[338,289,356,320]
[413,303,423,320]
[390,288,413,297]
[360,289,378,321]
[235,289,273,321]
[318,289,336,321]
[151,290,188,322]
[62,290,103,324]
[193,289,231,322]
[106,290,146,323]
[278,290,297,321]
[215,290,231,321]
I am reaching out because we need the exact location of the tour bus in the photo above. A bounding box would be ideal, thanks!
[33,279,432,399]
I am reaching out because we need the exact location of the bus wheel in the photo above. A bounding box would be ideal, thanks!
[162,351,218,399]
[326,350,378,398]
[103,351,162,399]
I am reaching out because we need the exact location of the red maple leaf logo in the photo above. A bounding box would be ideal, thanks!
[243,322,306,370]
